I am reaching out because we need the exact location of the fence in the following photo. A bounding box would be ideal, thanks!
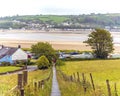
[6,70,52,96]
[58,70,118,96]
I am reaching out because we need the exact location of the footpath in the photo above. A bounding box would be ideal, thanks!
[51,65,61,96]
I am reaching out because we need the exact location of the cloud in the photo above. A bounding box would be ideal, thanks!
[0,0,120,16]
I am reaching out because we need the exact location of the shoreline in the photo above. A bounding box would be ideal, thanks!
[0,29,119,52]
[0,39,119,52]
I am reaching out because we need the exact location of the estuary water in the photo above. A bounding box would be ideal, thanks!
[0,31,119,44]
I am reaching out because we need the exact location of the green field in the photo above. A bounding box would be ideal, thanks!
[39,15,69,23]
[0,69,51,96]
[0,66,21,73]
[58,60,120,96]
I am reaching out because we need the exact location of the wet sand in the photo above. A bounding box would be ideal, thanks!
[0,39,119,52]
[0,29,119,52]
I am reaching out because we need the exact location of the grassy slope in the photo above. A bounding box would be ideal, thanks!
[0,69,51,96]
[58,60,120,96]
[24,69,52,96]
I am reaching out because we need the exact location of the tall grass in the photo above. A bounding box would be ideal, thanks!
[24,69,52,96]
[57,59,120,96]
[57,71,94,96]
[0,74,17,95]
[2,69,52,96]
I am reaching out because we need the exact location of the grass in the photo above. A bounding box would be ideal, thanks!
[39,15,69,23]
[0,74,17,95]
[24,69,52,96]
[0,68,52,96]
[57,71,92,96]
[58,59,120,96]
[0,66,21,73]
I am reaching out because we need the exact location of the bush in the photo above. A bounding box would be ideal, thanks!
[1,62,11,66]
[26,59,35,65]
[16,60,26,65]
[16,64,25,67]
[37,55,50,69]
[56,59,65,66]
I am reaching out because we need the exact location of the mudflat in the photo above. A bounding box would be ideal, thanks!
[0,29,119,52]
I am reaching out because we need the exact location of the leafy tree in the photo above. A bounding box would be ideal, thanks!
[84,29,114,59]
[31,42,57,63]
[56,59,65,66]
[37,55,50,69]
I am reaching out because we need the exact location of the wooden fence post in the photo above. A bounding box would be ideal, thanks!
[41,80,44,89]
[114,83,118,96]
[82,73,86,93]
[38,81,42,89]
[23,71,28,86]
[106,79,111,96]
[18,73,23,89]
[73,73,76,81]
[34,82,37,91]
[70,75,73,82]
[90,73,95,91]
[20,88,24,96]
[77,72,80,82]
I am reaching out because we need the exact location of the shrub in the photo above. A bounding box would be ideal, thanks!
[1,62,11,66]
[16,64,25,67]
[37,55,50,69]
[26,59,35,65]
[56,59,65,66]
[16,60,26,65]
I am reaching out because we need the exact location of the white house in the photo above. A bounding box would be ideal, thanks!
[0,45,28,64]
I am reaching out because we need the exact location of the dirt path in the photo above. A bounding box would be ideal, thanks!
[51,65,61,96]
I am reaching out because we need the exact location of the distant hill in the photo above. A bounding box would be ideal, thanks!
[1,13,120,30]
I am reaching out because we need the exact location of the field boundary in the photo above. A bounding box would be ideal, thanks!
[58,69,118,96]
[6,69,52,96]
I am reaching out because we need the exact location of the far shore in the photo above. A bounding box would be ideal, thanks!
[0,39,119,53]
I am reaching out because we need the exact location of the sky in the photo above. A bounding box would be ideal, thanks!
[0,0,120,16]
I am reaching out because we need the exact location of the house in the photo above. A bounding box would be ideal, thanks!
[0,45,28,64]
[108,53,120,59]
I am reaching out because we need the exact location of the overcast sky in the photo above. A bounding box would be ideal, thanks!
[0,0,120,16]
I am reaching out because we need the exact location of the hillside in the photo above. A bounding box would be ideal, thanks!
[1,13,120,30]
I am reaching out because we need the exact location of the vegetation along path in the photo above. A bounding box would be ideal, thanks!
[51,65,61,96]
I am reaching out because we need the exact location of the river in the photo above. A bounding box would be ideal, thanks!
[0,31,120,44]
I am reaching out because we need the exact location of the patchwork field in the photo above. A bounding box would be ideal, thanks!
[57,60,120,96]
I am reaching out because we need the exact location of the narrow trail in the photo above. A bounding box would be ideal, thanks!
[51,65,61,96]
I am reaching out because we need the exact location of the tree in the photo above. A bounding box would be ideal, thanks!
[31,42,57,63]
[84,29,114,59]
[37,55,50,69]
[56,59,65,66]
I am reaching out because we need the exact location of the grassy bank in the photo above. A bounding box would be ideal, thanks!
[0,69,52,96]
[57,60,120,95]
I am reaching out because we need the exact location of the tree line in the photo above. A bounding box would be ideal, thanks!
[1,13,120,29]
